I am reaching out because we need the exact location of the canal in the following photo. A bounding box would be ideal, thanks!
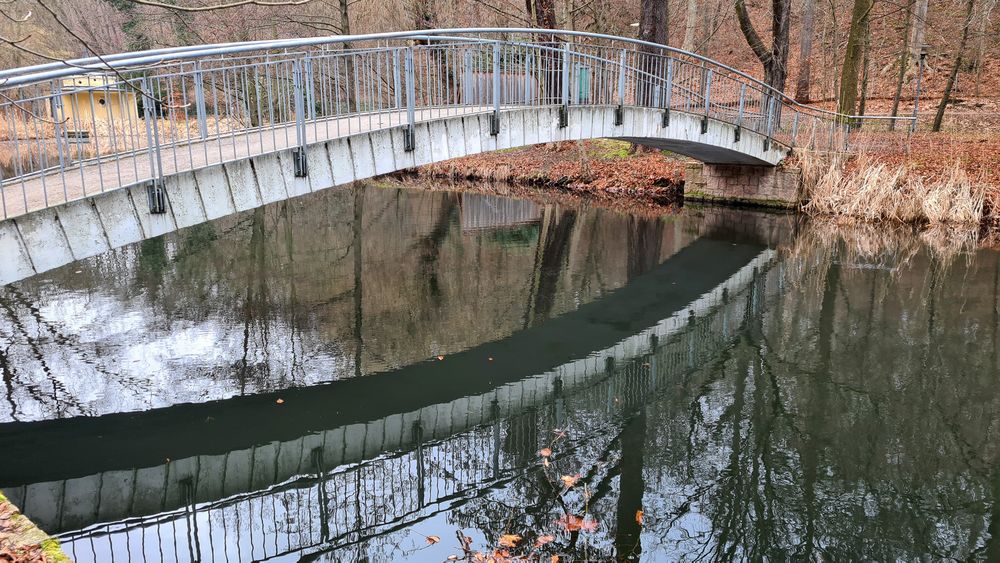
[0,183,998,560]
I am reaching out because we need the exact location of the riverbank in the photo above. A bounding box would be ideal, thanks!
[0,493,68,562]
[415,139,686,210]
[411,133,1000,230]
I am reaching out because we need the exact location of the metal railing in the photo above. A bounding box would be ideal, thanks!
[0,28,911,220]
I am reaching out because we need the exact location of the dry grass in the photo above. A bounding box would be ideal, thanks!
[800,149,986,225]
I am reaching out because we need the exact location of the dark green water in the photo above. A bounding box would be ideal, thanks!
[0,184,998,561]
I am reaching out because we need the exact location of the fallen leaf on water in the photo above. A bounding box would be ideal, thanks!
[635,509,644,525]
[437,355,445,361]
[276,398,284,404]
[555,514,598,533]
[539,447,552,457]
[498,534,522,548]
[425,535,440,545]
[560,474,580,488]
[488,357,494,361]
[535,535,555,547]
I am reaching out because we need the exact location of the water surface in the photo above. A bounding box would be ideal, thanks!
[0,185,998,561]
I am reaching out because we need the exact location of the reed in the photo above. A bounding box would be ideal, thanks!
[799,148,986,225]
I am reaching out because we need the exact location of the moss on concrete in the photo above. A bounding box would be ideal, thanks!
[0,491,71,562]
[684,190,799,210]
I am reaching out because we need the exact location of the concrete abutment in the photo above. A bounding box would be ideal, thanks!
[684,162,803,209]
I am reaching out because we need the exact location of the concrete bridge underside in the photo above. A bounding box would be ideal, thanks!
[0,105,788,286]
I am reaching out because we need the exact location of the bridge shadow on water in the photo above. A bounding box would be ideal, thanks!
[2,184,998,561]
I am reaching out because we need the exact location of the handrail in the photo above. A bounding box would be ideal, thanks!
[0,28,899,122]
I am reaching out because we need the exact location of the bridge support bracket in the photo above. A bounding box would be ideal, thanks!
[614,105,623,126]
[734,126,741,143]
[293,147,308,178]
[146,179,167,214]
[700,117,709,135]
[402,125,416,152]
[558,105,568,128]
[489,112,501,136]
[763,138,770,152]
[661,109,670,128]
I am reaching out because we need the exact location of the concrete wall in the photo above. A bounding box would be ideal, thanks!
[0,106,789,286]
[684,162,803,208]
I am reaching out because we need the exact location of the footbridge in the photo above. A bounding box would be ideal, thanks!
[0,235,776,561]
[0,29,877,285]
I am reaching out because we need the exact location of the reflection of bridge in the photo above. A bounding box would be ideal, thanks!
[0,28,876,285]
[2,236,774,561]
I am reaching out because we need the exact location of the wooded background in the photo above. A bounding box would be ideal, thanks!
[0,0,996,127]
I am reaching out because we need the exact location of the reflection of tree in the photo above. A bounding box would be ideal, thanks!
[524,209,577,327]
[414,191,458,308]
[613,406,646,560]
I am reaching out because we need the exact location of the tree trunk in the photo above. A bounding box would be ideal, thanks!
[933,0,976,132]
[836,0,872,116]
[734,0,792,94]
[637,0,669,106]
[682,0,699,52]
[526,0,560,104]
[858,14,872,117]
[890,0,915,128]
[339,0,355,113]
[973,0,998,96]
[794,0,816,102]
[909,0,928,78]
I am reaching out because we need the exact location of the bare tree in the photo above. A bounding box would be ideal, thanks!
[794,0,816,102]
[637,0,669,106]
[734,0,792,93]
[889,0,915,127]
[909,0,928,77]
[682,0,698,51]
[933,0,977,131]
[837,0,873,115]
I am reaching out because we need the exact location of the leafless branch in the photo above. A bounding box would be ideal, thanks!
[124,0,316,12]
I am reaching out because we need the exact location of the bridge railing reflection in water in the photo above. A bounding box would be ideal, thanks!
[39,249,775,562]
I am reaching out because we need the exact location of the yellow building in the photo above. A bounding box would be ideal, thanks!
[58,74,139,134]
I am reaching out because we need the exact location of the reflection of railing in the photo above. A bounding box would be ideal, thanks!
[22,249,776,562]
[0,29,912,220]
[460,193,541,232]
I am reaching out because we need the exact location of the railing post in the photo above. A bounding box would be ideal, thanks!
[393,49,402,110]
[140,77,166,214]
[615,48,626,126]
[304,55,316,121]
[701,68,713,134]
[790,112,800,147]
[734,83,746,142]
[559,42,570,128]
[292,59,308,177]
[403,47,416,151]
[490,41,501,136]
[193,62,208,139]
[524,51,533,104]
[661,58,673,128]
[463,50,474,104]
[763,97,775,151]
[50,81,68,200]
